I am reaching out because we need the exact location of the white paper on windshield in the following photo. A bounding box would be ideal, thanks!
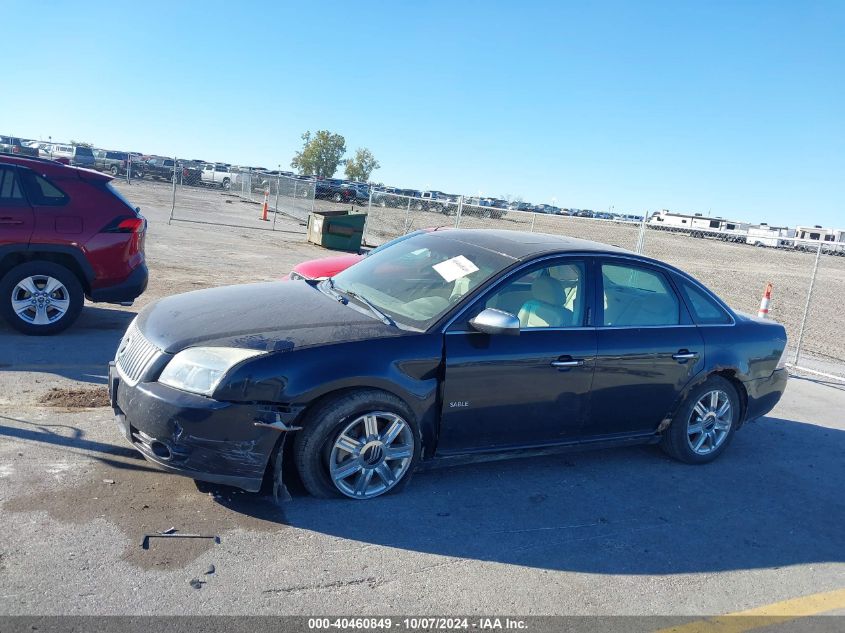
[433,255,479,282]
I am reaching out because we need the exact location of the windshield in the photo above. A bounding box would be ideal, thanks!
[330,233,515,330]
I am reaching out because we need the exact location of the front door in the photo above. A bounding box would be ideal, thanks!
[439,258,596,454]
[588,259,705,437]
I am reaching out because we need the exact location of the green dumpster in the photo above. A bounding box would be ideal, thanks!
[306,209,367,252]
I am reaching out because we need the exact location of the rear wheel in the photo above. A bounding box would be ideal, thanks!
[221,178,230,191]
[110,165,119,176]
[332,192,343,203]
[661,376,740,464]
[0,261,84,335]
[293,390,421,499]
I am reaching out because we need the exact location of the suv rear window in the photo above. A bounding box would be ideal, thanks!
[19,170,69,206]
[74,146,94,157]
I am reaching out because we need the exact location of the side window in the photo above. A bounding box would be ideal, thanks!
[678,279,732,324]
[484,261,587,329]
[601,263,680,326]
[0,167,25,203]
[18,171,69,206]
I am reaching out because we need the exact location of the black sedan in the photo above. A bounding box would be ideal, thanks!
[109,230,788,500]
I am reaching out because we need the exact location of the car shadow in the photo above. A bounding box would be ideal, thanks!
[0,305,135,384]
[222,414,843,575]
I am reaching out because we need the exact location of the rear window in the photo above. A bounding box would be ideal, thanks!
[74,146,94,157]
[106,151,127,160]
[677,279,732,324]
[18,170,69,206]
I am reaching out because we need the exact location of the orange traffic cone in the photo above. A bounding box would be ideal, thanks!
[260,189,269,221]
[757,282,772,318]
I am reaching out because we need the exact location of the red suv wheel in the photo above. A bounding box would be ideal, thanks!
[0,261,84,335]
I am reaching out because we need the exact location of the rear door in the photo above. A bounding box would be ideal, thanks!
[587,258,704,437]
[439,257,597,453]
[0,166,34,246]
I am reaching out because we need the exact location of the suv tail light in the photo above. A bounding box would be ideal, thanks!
[102,217,146,233]
[12,146,20,154]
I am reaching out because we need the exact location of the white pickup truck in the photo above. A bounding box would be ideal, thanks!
[201,163,233,190]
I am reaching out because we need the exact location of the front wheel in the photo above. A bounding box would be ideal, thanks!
[293,391,421,499]
[661,376,740,464]
[0,261,84,335]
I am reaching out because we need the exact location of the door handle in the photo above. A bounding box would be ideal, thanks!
[551,359,584,368]
[672,350,698,362]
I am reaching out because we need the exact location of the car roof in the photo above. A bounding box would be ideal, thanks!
[426,229,633,259]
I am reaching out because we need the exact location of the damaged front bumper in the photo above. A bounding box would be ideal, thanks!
[108,361,290,493]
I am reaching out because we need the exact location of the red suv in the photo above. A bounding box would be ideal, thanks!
[0,156,148,335]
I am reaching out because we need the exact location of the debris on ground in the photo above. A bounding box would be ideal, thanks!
[39,386,109,409]
[189,578,205,590]
[102,479,115,485]
[158,527,177,535]
[205,564,215,575]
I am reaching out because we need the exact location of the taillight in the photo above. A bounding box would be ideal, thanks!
[102,217,145,233]
[119,218,145,232]
[12,146,20,154]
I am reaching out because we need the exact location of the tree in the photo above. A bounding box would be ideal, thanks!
[291,130,346,178]
[344,147,380,182]
[69,140,93,148]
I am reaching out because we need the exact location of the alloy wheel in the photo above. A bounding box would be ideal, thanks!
[687,389,732,455]
[328,411,414,499]
[11,275,71,326]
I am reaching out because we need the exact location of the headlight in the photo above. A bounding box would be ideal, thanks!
[158,347,265,396]
[288,270,310,281]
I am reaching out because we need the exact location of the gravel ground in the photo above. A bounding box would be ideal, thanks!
[0,179,842,618]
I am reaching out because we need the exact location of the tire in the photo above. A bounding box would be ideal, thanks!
[110,165,119,176]
[332,192,343,203]
[660,376,740,464]
[293,390,422,500]
[0,261,84,335]
[221,178,230,191]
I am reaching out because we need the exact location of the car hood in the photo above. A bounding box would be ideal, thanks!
[135,281,404,354]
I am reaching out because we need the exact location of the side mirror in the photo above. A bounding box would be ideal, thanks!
[469,308,520,336]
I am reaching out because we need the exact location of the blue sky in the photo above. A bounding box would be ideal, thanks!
[3,0,843,226]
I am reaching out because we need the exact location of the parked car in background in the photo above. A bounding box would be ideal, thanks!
[110,229,787,500]
[143,157,177,181]
[1,136,40,158]
[44,144,96,168]
[179,161,203,186]
[288,228,438,281]
[0,155,148,335]
[316,179,356,203]
[93,150,145,178]
[509,202,533,212]
[201,163,233,190]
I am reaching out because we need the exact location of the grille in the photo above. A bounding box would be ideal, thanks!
[115,323,162,386]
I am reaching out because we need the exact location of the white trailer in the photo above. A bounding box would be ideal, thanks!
[745,225,795,248]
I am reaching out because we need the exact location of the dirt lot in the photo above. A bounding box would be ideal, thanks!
[0,179,843,619]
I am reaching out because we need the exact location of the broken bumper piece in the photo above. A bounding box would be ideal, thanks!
[109,362,282,492]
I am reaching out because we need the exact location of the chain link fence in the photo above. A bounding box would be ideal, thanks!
[362,194,845,380]
[111,158,317,234]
